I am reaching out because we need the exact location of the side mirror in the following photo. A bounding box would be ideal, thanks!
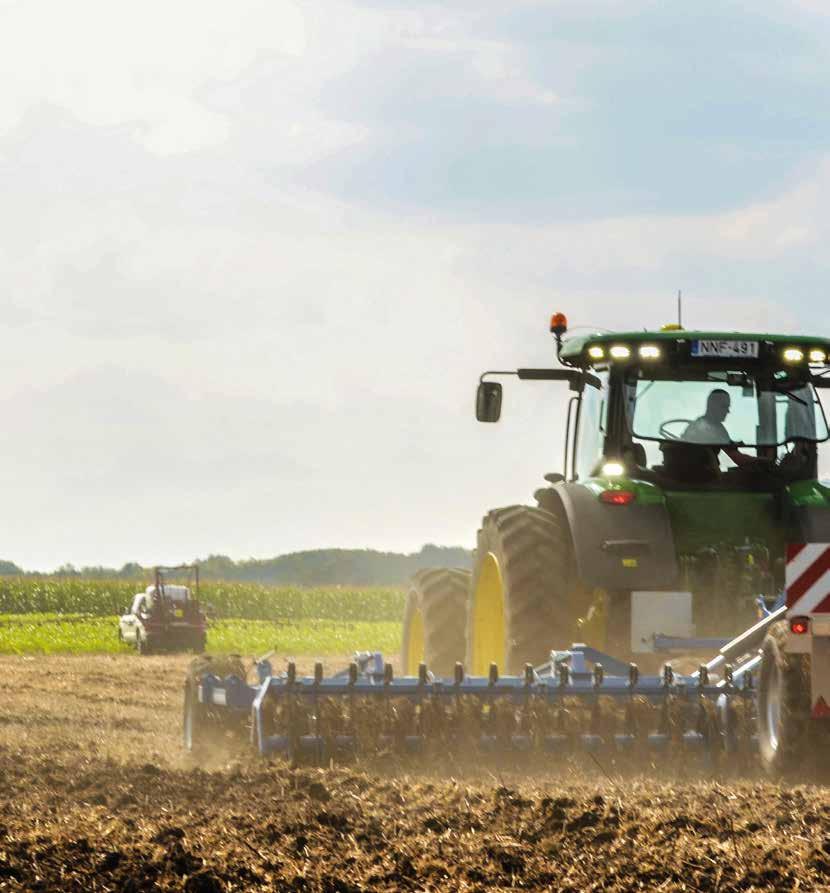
[476,381,503,423]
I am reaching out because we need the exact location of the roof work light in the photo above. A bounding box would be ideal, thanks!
[600,461,625,477]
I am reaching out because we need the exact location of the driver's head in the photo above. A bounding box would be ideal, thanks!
[706,388,731,423]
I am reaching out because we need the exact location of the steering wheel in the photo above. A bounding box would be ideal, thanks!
[659,419,694,441]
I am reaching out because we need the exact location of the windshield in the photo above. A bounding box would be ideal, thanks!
[626,369,829,447]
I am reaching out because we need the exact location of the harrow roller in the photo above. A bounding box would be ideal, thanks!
[183,616,770,766]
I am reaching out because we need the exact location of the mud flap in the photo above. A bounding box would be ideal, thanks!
[811,637,830,718]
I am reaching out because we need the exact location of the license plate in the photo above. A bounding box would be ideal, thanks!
[691,339,759,358]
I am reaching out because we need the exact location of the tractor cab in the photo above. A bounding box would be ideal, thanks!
[568,331,830,491]
[580,332,830,490]
[477,324,830,493]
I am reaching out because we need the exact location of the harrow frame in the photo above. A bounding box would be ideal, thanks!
[184,606,785,761]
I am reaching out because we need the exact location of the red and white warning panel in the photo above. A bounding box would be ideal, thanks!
[786,543,830,616]
[786,543,830,719]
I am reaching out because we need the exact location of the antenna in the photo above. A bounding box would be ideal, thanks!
[677,290,682,327]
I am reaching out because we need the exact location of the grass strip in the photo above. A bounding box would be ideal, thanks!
[0,614,401,657]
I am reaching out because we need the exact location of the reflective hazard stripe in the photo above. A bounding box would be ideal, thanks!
[787,543,830,615]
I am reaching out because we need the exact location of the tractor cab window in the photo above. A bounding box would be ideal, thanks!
[574,371,608,480]
[624,368,829,469]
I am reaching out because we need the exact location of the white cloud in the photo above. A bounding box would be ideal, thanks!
[0,0,305,153]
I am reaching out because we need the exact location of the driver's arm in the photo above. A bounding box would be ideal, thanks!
[721,446,775,466]
[723,445,756,466]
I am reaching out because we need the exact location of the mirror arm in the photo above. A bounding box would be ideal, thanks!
[479,370,518,382]
[481,368,599,392]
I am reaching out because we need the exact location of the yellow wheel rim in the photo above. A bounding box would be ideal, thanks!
[405,606,425,676]
[471,552,506,676]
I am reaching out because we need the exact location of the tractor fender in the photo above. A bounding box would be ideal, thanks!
[536,482,681,591]
[789,506,830,543]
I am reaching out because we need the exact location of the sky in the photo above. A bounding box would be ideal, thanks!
[1,0,830,570]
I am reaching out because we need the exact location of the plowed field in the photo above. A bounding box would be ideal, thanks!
[2,654,830,892]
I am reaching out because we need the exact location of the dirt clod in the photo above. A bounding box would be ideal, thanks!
[184,870,226,893]
[153,825,186,843]
[307,780,331,801]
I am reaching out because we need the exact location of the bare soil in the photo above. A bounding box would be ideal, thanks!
[2,654,830,891]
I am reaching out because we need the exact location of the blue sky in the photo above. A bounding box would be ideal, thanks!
[314,1,830,219]
[0,0,828,568]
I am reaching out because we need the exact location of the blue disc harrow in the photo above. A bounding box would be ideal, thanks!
[183,607,783,765]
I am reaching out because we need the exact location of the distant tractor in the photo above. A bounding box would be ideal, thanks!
[119,565,207,654]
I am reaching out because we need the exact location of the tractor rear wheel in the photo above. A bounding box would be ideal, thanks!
[758,620,812,776]
[136,630,151,655]
[401,568,469,677]
[466,505,575,676]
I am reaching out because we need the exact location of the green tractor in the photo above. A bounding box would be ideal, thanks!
[402,318,830,693]
[184,322,829,771]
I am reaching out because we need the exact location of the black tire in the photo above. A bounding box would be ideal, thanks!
[467,505,575,675]
[136,630,151,655]
[758,620,812,776]
[401,568,470,677]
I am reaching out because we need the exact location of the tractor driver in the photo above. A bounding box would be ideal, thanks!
[682,388,754,467]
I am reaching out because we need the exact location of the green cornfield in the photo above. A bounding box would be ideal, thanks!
[0,578,405,622]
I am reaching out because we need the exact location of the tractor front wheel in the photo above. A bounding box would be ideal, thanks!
[401,568,469,677]
[758,620,812,776]
[466,505,575,676]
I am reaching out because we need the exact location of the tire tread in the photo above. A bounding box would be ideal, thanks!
[402,568,469,676]
[468,503,574,673]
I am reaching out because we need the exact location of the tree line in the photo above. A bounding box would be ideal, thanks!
[0,545,473,586]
